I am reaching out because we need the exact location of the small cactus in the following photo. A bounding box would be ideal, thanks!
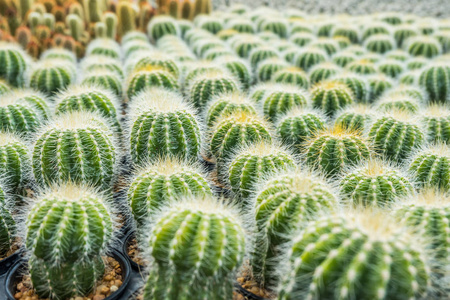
[132,53,180,78]
[278,210,432,300]
[259,18,288,38]
[419,64,450,103]
[289,32,314,47]
[0,42,28,87]
[0,195,15,256]
[226,19,255,34]
[29,60,75,96]
[408,143,450,191]
[376,94,420,113]
[378,59,405,78]
[311,80,354,116]
[332,25,359,44]
[406,36,442,58]
[368,110,424,162]
[256,58,288,82]
[272,67,309,89]
[249,46,280,69]
[421,104,450,143]
[0,92,45,133]
[127,157,212,234]
[364,34,395,54]
[82,70,123,98]
[304,126,371,177]
[334,104,376,132]
[86,38,122,59]
[310,38,340,56]
[309,62,341,84]
[367,74,395,102]
[41,48,76,64]
[143,196,245,300]
[361,22,391,40]
[81,56,124,79]
[394,24,418,47]
[340,159,413,207]
[128,87,201,165]
[332,52,357,67]
[0,81,11,96]
[205,92,257,127]
[347,59,377,75]
[252,169,338,289]
[262,85,309,122]
[333,72,369,103]
[293,47,328,71]
[147,16,180,42]
[9,89,51,120]
[216,56,252,90]
[127,68,179,99]
[32,111,117,191]
[232,36,264,58]
[196,16,223,34]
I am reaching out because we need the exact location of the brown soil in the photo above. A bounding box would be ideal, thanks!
[0,238,20,261]
[127,237,148,267]
[13,256,123,300]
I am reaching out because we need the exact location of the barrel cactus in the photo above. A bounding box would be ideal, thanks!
[367,74,395,102]
[143,196,246,300]
[311,81,354,116]
[253,169,338,288]
[332,52,357,68]
[259,18,288,38]
[421,104,450,143]
[32,111,117,191]
[361,23,391,41]
[378,59,405,78]
[29,60,75,96]
[289,32,315,47]
[132,54,180,79]
[10,89,51,120]
[419,64,450,103]
[0,193,15,256]
[127,68,179,99]
[408,143,450,191]
[364,34,395,54]
[0,81,11,96]
[249,46,280,69]
[304,126,371,177]
[256,58,288,82]
[406,36,442,58]
[347,59,377,75]
[376,94,420,114]
[216,56,252,90]
[272,67,309,89]
[294,48,328,71]
[333,73,369,103]
[205,92,257,127]
[334,104,375,132]
[368,110,424,162]
[278,210,432,300]
[0,92,45,133]
[148,16,180,42]
[81,56,124,79]
[82,70,123,98]
[340,159,413,207]
[127,157,212,234]
[86,39,121,59]
[309,62,341,84]
[262,85,308,122]
[26,183,114,299]
[394,24,418,47]
[41,48,77,64]
[128,87,201,164]
[0,42,28,87]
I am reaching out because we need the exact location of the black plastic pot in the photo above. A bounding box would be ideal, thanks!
[5,250,131,300]
[0,249,22,276]
[123,231,145,272]
[198,154,216,172]
[234,283,271,300]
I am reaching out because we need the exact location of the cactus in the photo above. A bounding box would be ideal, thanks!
[304,126,371,177]
[272,67,309,89]
[332,52,357,68]
[361,22,391,40]
[128,87,201,164]
[259,18,288,38]
[26,183,114,299]
[127,157,211,234]
[117,1,136,37]
[334,104,376,132]
[252,169,338,289]
[256,58,288,82]
[82,56,124,79]
[54,85,122,134]
[132,53,180,78]
[188,70,239,111]
[205,92,257,127]
[367,74,395,102]
[309,62,341,84]
[368,110,424,162]
[376,94,420,113]
[378,59,405,78]
[32,111,117,191]
[388,84,426,102]
[406,36,442,58]
[102,12,118,39]
[193,0,212,16]
[0,42,28,87]
[0,81,10,96]
[0,180,15,255]
[41,48,77,64]
[385,50,410,62]
[262,85,309,122]
[127,68,179,99]
[196,16,223,34]
[289,32,314,47]
[333,73,369,103]
[249,46,280,69]
[227,141,296,201]
[9,89,51,120]
[216,56,252,90]
[310,38,340,56]
[347,59,377,75]
[408,143,450,191]
[333,35,351,49]
[122,40,154,59]
[294,47,328,71]
[278,210,432,300]
[419,64,450,103]
[29,60,75,96]
[121,31,148,44]
[180,0,193,20]
[66,14,84,42]
[183,62,225,87]
[363,34,395,54]
[226,19,255,34]
[421,104,450,143]
[332,25,359,44]
[82,70,123,98]
[148,16,180,42]
[142,195,245,300]
[232,36,264,58]
[311,81,354,117]
[394,25,418,47]
[340,159,413,207]
[86,38,121,59]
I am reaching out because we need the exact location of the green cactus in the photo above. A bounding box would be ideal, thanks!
[278,210,432,300]
[376,94,420,114]
[205,92,257,127]
[361,52,382,63]
[121,31,149,44]
[127,68,179,100]
[262,85,309,122]
[367,74,395,102]
[408,143,450,191]
[249,46,280,69]
[0,193,15,256]
[86,38,121,59]
[419,64,450,103]
[309,62,341,85]
[128,87,201,165]
[127,157,212,234]
[311,81,354,117]
[148,16,180,42]
[388,84,426,102]
[333,73,369,103]
[406,36,442,58]
[368,110,424,162]
[0,81,11,96]
[54,85,122,134]
[82,70,123,98]
[26,183,113,299]
[340,159,413,207]
[32,111,117,191]
[253,169,338,289]
[288,32,313,47]
[333,36,351,49]
[82,56,124,79]
[103,12,118,39]
[132,54,180,78]
[232,36,264,58]
[143,196,245,300]
[41,48,77,64]
[332,25,359,44]
[216,56,252,90]
[29,61,75,96]
[378,59,405,78]
[117,1,136,37]
[259,18,288,38]
[364,34,395,54]
[256,58,288,82]
[407,57,429,70]
[226,19,255,34]
[293,48,328,71]
[421,104,450,143]
[385,50,410,62]
[361,22,391,40]
[272,67,309,89]
[347,59,377,75]
[304,126,371,177]
[0,42,28,87]
[188,70,239,111]
[334,104,375,132]
[332,52,357,68]
[394,25,418,47]
[196,16,223,34]
[310,38,340,56]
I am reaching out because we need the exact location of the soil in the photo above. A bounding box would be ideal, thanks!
[127,237,148,267]
[13,256,123,300]
[0,238,20,261]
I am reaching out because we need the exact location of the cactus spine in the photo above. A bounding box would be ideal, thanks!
[421,104,450,143]
[334,104,376,132]
[0,92,45,133]
[419,64,450,103]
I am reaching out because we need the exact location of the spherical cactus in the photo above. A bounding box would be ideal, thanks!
[54,85,122,134]
[189,70,239,111]
[388,84,426,102]
[127,68,179,99]
[406,36,442,58]
[378,59,405,78]
[132,54,180,78]
[127,157,212,234]
[278,210,432,300]
[385,50,410,62]
[332,25,359,44]
[310,38,340,56]
[122,40,154,59]
[227,142,296,201]
[332,52,357,68]
[361,22,391,41]
[368,110,424,162]
[256,58,289,82]
[272,67,309,89]
[419,64,450,103]
[0,42,28,87]
[0,132,32,194]
[253,169,338,289]
[361,52,382,63]
[147,16,180,42]
[421,104,450,143]
[334,104,376,132]
[226,19,255,34]
[262,85,309,122]
[143,196,246,300]
[86,38,122,59]
[376,94,420,114]
[333,73,369,103]
[394,24,418,47]
[364,34,395,54]
[196,16,223,34]
[121,31,149,44]
[259,18,289,38]
[41,48,77,64]
[29,60,75,96]
[216,56,252,90]
[367,74,395,102]
[205,92,257,127]
[32,111,117,191]
[249,46,280,69]
[8,89,51,120]
[26,184,114,299]
[311,81,354,116]
[340,159,413,207]
[128,87,201,165]
[309,62,341,85]
[249,82,285,104]
[294,48,328,71]
[407,57,429,70]
[0,81,11,96]
[82,70,123,98]
[289,32,314,47]
[82,56,124,79]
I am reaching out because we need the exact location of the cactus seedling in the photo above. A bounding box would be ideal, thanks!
[421,104,450,143]
[419,64,450,103]
[0,42,28,87]
[311,80,354,117]
[143,196,246,300]
[252,169,338,289]
[262,85,309,122]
